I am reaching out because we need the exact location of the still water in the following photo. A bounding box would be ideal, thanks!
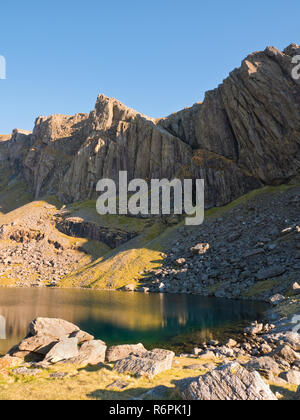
[0,288,269,355]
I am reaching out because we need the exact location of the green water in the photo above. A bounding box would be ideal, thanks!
[0,288,269,354]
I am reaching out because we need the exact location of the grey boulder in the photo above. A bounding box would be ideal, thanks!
[45,338,79,363]
[178,363,277,400]
[106,343,147,363]
[67,340,107,366]
[113,349,175,379]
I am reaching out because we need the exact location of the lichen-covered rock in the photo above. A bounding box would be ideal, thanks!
[178,363,277,400]
[113,349,175,379]
[106,343,147,363]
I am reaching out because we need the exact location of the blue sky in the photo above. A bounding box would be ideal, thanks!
[0,0,299,134]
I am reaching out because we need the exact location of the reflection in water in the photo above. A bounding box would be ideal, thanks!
[0,315,5,339]
[0,288,269,354]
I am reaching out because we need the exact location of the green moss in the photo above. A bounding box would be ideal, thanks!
[244,279,282,298]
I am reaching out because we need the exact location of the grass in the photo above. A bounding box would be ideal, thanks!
[58,220,169,290]
[0,176,33,215]
[273,296,300,317]
[0,355,238,401]
[245,278,283,298]
[0,353,298,400]
[60,184,300,290]
[67,199,152,233]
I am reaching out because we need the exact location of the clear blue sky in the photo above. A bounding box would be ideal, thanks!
[0,0,299,134]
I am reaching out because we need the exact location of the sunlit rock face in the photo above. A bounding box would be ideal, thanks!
[159,44,300,190]
[3,44,300,208]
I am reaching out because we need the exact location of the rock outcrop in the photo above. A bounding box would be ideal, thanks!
[2,44,300,209]
[160,44,300,187]
[178,362,277,400]
[113,349,175,379]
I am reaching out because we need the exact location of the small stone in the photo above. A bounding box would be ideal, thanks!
[225,339,238,348]
[69,330,94,344]
[175,258,186,266]
[11,367,40,376]
[290,282,300,296]
[190,243,210,256]
[122,284,135,292]
[269,294,285,305]
[106,380,129,390]
[50,372,68,379]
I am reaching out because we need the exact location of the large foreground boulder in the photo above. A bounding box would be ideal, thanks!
[177,363,277,400]
[113,349,175,379]
[8,318,97,367]
[106,343,147,363]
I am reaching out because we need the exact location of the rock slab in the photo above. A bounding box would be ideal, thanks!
[178,363,277,400]
[113,349,175,379]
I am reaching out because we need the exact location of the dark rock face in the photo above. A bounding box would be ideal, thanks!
[2,44,300,208]
[56,217,137,249]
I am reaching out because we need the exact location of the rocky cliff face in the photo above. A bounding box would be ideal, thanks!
[159,44,300,192]
[17,96,192,202]
[2,44,300,208]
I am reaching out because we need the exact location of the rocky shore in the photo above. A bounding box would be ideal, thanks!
[0,316,299,400]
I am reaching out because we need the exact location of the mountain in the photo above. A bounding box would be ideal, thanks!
[0,44,300,291]
[1,44,300,209]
